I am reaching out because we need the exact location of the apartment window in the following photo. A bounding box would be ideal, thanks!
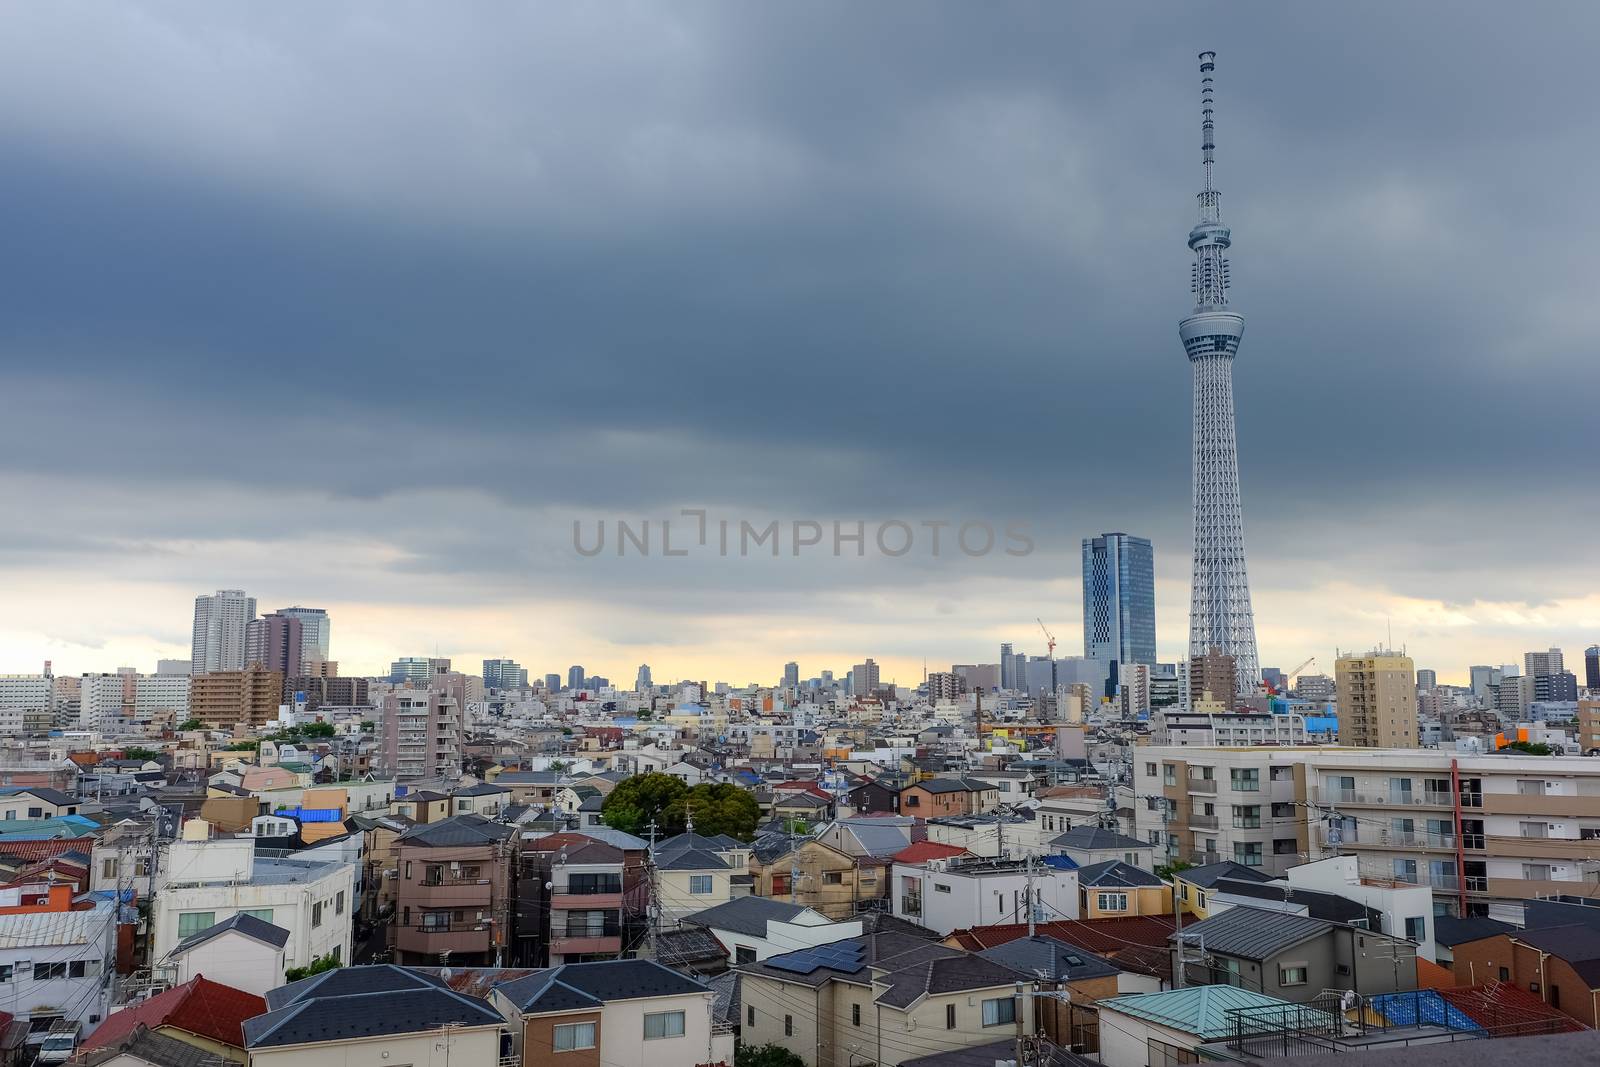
[689,875,714,895]
[35,963,67,980]
[312,902,324,927]
[784,1015,793,1037]
[1524,863,1553,881]
[1499,967,1509,981]
[981,997,1017,1027]
[1148,1038,1199,1067]
[0,965,12,982]
[1145,763,1157,777]
[336,891,346,915]
[1519,822,1548,839]
[824,871,843,885]
[553,1022,596,1052]
[736,946,757,965]
[1232,805,1261,829]
[176,911,216,939]
[934,883,952,894]
[1405,917,1425,942]
[405,861,413,880]
[906,795,920,808]
[1278,964,1308,987]
[852,1004,861,1026]
[1163,765,1178,787]
[101,858,117,880]
[424,864,444,885]
[240,908,274,923]
[1233,843,1263,867]
[1096,893,1128,911]
[946,1005,956,1030]
[643,1011,685,1040]
[1230,768,1260,792]
[771,874,790,895]
[1517,780,1546,796]
[1269,766,1293,782]
[748,1006,755,1027]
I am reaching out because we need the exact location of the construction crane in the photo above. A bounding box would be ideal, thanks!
[1270,656,1316,696]
[1036,618,1056,658]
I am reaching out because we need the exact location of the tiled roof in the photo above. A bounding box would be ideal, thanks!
[248,966,501,1048]
[1169,905,1332,960]
[83,976,266,1052]
[977,935,1122,982]
[1433,914,1515,947]
[497,959,710,1013]
[1178,860,1274,888]
[876,953,1026,1008]
[1050,826,1147,851]
[655,926,730,968]
[893,842,971,864]
[1075,860,1164,888]
[170,913,290,956]
[1509,925,1600,985]
[683,896,810,937]
[397,813,515,847]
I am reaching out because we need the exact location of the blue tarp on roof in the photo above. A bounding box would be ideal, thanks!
[1041,854,1079,871]
[1368,990,1481,1032]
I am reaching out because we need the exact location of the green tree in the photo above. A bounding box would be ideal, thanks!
[120,748,162,762]
[602,773,690,836]
[736,1044,806,1067]
[298,722,336,738]
[177,718,202,731]
[1501,740,1553,755]
[1155,859,1195,881]
[668,782,761,841]
[284,953,341,982]
[360,720,375,732]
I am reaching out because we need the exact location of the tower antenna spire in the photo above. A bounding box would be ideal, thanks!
[1200,51,1216,196]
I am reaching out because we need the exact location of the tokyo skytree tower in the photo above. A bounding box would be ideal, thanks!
[1181,51,1259,693]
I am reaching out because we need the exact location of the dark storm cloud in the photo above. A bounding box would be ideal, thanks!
[1,0,1597,627]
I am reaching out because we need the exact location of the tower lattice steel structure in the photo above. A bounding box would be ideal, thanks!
[1181,51,1259,693]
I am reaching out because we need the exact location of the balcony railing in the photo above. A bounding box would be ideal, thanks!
[900,897,922,917]
[1188,779,1218,794]
[1189,814,1219,830]
[554,881,623,896]
[559,922,622,939]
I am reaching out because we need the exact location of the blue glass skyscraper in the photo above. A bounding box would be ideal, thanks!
[1083,533,1157,695]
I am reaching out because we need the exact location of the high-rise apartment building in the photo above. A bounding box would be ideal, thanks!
[781,662,799,689]
[1082,533,1157,693]
[1118,663,1152,716]
[1188,647,1237,708]
[134,675,191,725]
[379,674,465,780]
[79,673,131,731]
[1415,669,1437,691]
[190,589,257,676]
[1586,646,1600,691]
[276,606,331,666]
[1335,649,1417,748]
[999,644,1015,690]
[851,659,881,697]
[483,659,529,690]
[567,665,585,690]
[390,657,433,684]
[1468,665,1500,704]
[543,673,561,691]
[155,659,191,676]
[1525,648,1577,702]
[1525,648,1564,677]
[926,671,964,702]
[1181,53,1260,694]
[244,613,304,677]
[190,665,284,731]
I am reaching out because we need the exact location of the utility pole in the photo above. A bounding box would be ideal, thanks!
[1025,854,1036,938]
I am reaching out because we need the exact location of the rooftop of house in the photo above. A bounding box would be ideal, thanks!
[1179,859,1275,889]
[1049,825,1147,851]
[249,965,503,1048]
[683,895,817,936]
[1099,985,1296,1041]
[396,813,517,848]
[495,959,711,1013]
[1169,904,1338,961]
[977,935,1122,982]
[1076,859,1164,888]
[84,975,266,1052]
[169,913,290,956]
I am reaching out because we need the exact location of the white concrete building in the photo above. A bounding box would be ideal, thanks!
[682,897,859,964]
[134,674,191,723]
[191,589,257,676]
[892,856,1079,934]
[0,894,118,1035]
[167,913,289,996]
[79,673,129,731]
[152,832,353,975]
[1284,856,1436,960]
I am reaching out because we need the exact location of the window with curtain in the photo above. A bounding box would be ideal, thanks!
[981,997,1016,1027]
[553,1022,595,1051]
[643,1011,685,1040]
[689,875,713,894]
[177,912,216,938]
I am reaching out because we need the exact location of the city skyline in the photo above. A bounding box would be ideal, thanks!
[2,7,1599,682]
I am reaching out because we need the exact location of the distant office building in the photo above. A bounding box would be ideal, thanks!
[156,659,191,676]
[1525,648,1563,677]
[1336,649,1417,748]
[851,659,881,696]
[1022,656,1057,699]
[190,665,284,731]
[134,674,190,722]
[1188,647,1237,708]
[1295,674,1334,702]
[999,643,1015,690]
[1150,662,1181,709]
[1525,648,1577,703]
[285,674,368,712]
[635,664,654,691]
[1493,675,1533,718]
[1587,646,1600,691]
[277,607,331,666]
[1005,650,1028,692]
[244,614,304,677]
[1119,663,1152,716]
[1082,533,1157,694]
[567,665,585,690]
[190,589,256,675]
[483,659,529,690]
[1468,665,1500,703]
[782,662,799,689]
[1260,667,1286,692]
[953,663,1000,692]
[1415,669,1437,691]
[543,673,561,691]
[389,657,433,684]
[79,673,131,731]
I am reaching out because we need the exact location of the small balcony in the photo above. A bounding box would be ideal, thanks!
[408,875,493,908]
[550,922,622,957]
[1188,814,1219,830]
[551,880,624,912]
[1188,778,1218,795]
[396,917,494,955]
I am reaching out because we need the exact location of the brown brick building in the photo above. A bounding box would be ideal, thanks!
[1451,925,1600,1027]
[190,665,283,730]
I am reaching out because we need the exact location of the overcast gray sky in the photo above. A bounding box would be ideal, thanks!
[1,2,1596,685]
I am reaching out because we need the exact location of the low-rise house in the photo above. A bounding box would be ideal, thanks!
[815,818,915,862]
[0,787,80,821]
[1170,860,1272,918]
[748,838,884,920]
[152,827,353,977]
[682,896,854,965]
[738,931,1035,1067]
[392,814,516,966]
[1169,904,1416,999]
[653,832,746,921]
[1048,827,1154,869]
[451,781,511,819]
[1450,924,1600,1027]
[79,975,265,1064]
[1076,861,1171,918]
[165,914,288,996]
[1431,914,1513,967]
[977,935,1156,1055]
[893,855,1079,934]
[244,965,506,1067]
[899,779,998,818]
[491,958,732,1067]
[1096,986,1300,1067]
[518,833,634,965]
[842,779,899,816]
[1283,856,1436,961]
